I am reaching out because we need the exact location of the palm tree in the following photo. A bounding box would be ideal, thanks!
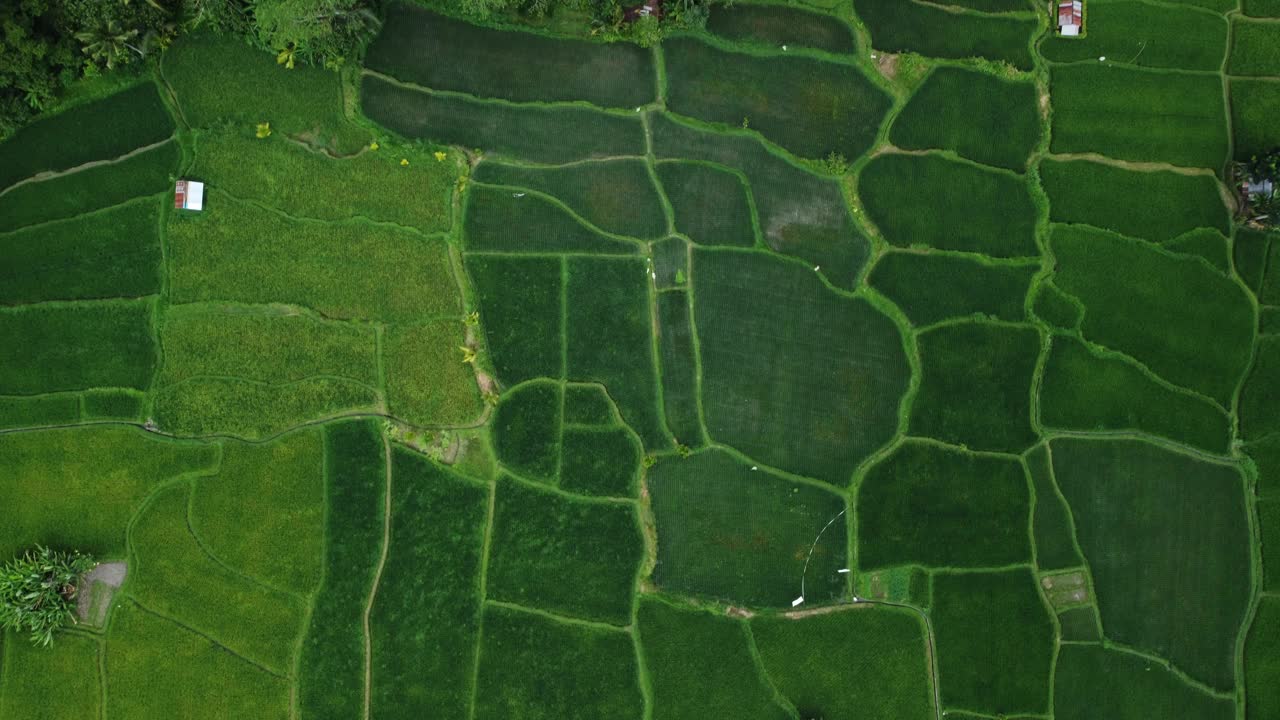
[0,546,96,647]
[75,21,143,70]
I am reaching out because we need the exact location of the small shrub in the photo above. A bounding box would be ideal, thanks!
[0,546,96,646]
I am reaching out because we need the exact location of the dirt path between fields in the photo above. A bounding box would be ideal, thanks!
[77,562,127,626]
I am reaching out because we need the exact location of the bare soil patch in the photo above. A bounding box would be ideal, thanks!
[76,562,127,627]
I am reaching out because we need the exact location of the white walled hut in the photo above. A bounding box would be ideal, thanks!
[174,179,204,211]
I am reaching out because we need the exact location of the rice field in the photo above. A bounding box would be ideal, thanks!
[0,3,1272,718]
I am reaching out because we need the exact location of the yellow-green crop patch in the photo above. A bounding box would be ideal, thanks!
[190,131,454,232]
[0,426,218,559]
[163,32,369,154]
[189,430,326,594]
[167,192,458,322]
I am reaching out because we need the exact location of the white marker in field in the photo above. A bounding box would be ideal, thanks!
[792,596,805,607]
[838,568,850,574]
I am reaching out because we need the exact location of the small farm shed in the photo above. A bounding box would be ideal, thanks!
[624,0,663,21]
[1246,178,1275,199]
[1057,0,1083,35]
[174,179,204,211]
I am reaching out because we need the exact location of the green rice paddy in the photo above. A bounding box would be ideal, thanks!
[0,2,1274,718]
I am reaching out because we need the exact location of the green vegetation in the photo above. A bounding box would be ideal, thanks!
[1032,282,1084,330]
[191,131,453,231]
[1231,18,1280,75]
[0,546,95,646]
[1051,438,1252,690]
[82,388,143,421]
[1245,0,1280,15]
[910,321,1040,451]
[566,256,669,448]
[464,185,640,254]
[491,380,562,482]
[164,32,368,154]
[693,249,908,482]
[0,426,217,559]
[467,255,563,384]
[559,426,640,497]
[1056,606,1101,642]
[168,192,458,322]
[1241,336,1280,440]
[1162,227,1231,271]
[1050,224,1254,403]
[105,601,291,720]
[647,449,847,606]
[663,37,891,160]
[0,394,79,429]
[486,475,642,624]
[1246,598,1280,720]
[1024,444,1085,570]
[151,304,380,438]
[128,483,306,673]
[362,76,646,163]
[1055,644,1234,720]
[860,153,1038,257]
[298,420,386,720]
[0,83,172,191]
[1235,227,1272,296]
[1230,78,1280,161]
[1050,64,1227,170]
[0,141,177,232]
[655,290,705,447]
[562,383,616,425]
[1040,334,1232,453]
[636,596,790,720]
[0,631,99,719]
[890,67,1041,171]
[853,0,1037,69]
[652,236,690,288]
[752,606,935,720]
[190,431,325,594]
[857,441,1031,568]
[474,605,644,720]
[369,450,488,718]
[1040,158,1230,240]
[367,4,654,108]
[868,251,1034,325]
[475,159,667,238]
[0,199,161,305]
[383,321,482,426]
[1041,2,1228,71]
[656,161,757,247]
[0,300,156,395]
[931,569,1054,715]
[707,3,855,53]
[651,112,871,287]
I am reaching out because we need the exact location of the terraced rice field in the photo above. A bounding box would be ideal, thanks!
[0,1,1276,719]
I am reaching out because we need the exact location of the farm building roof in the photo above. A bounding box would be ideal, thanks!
[175,179,204,211]
[1057,0,1082,35]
